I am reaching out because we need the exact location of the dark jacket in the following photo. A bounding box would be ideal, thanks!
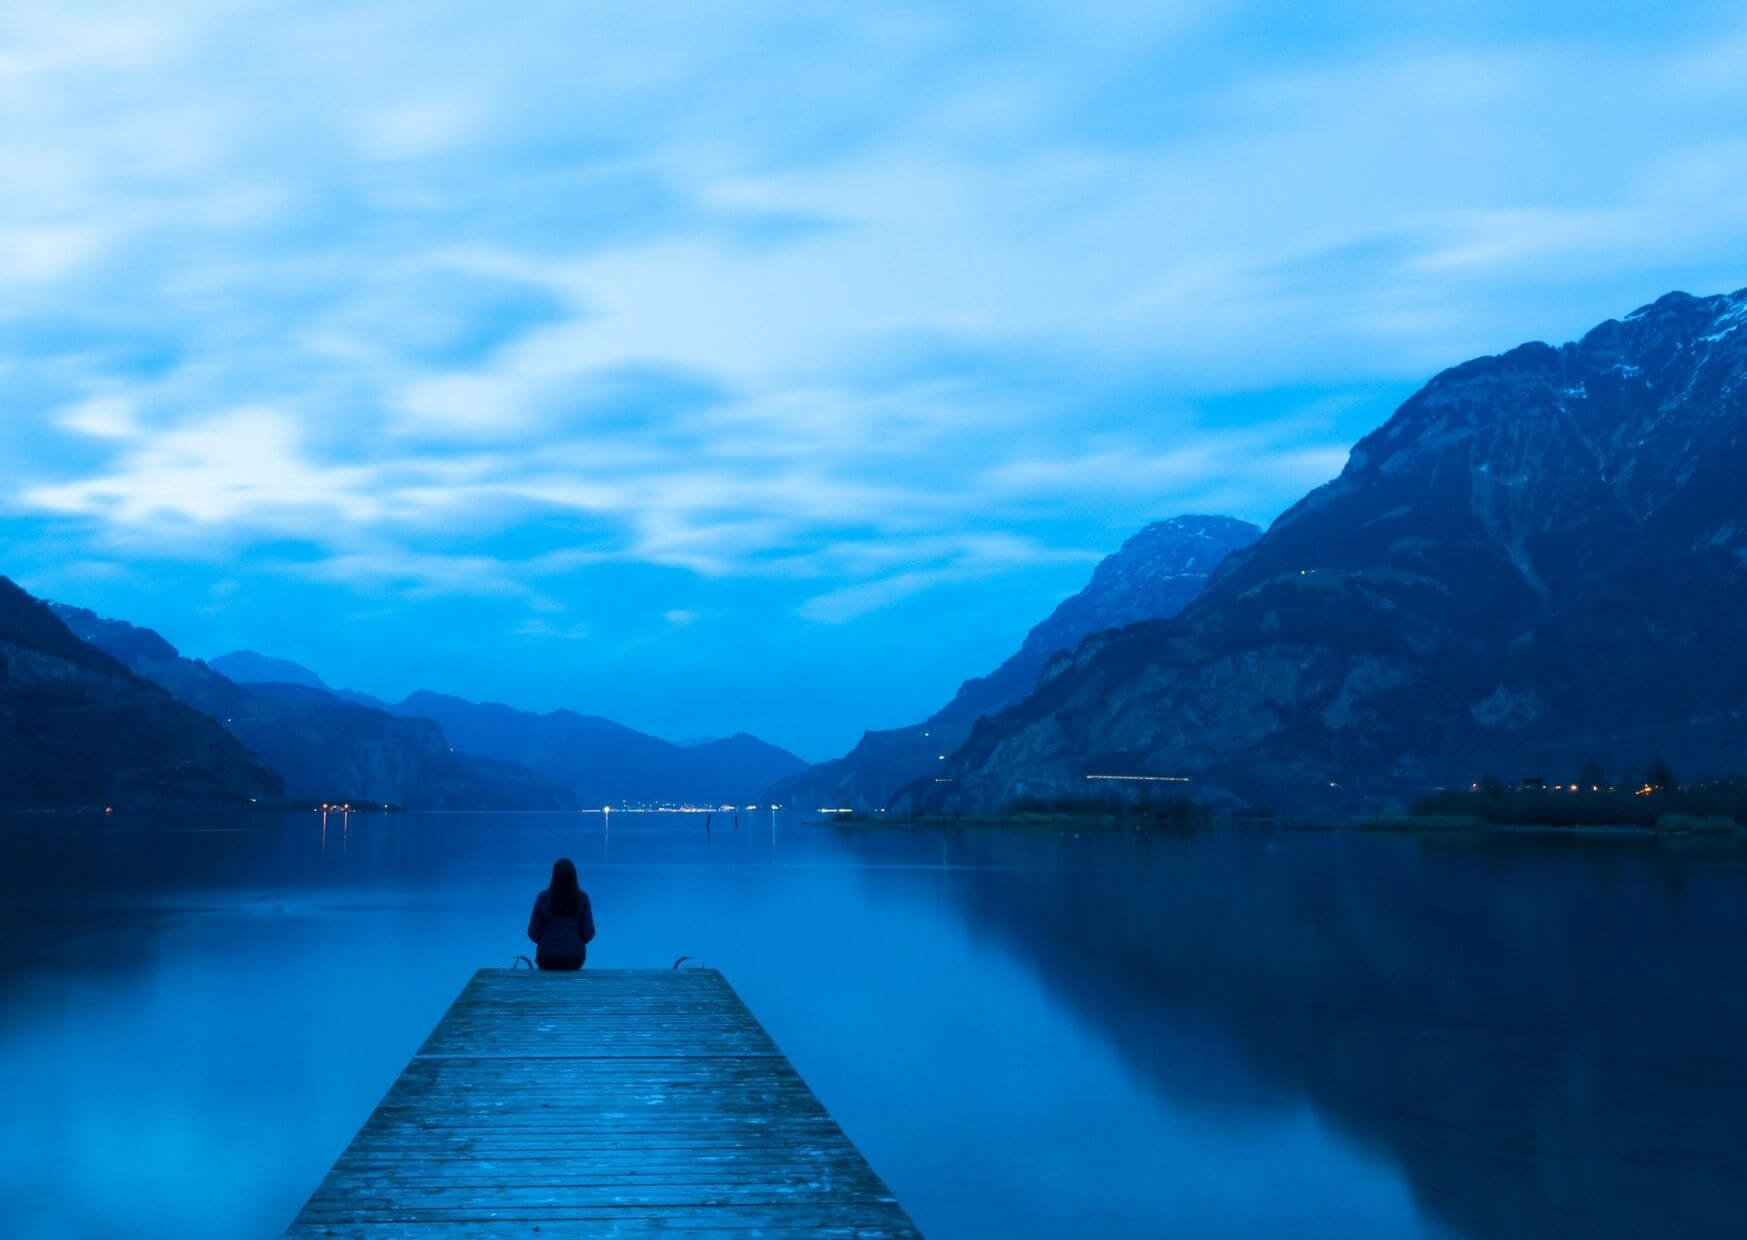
[527,888,595,967]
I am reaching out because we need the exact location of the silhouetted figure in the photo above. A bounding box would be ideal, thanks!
[527,858,595,971]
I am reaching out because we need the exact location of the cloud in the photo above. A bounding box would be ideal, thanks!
[0,225,108,286]
[290,549,539,599]
[21,408,387,531]
[980,432,1353,500]
[798,534,1099,623]
[798,570,953,624]
[5,1,1747,749]
[56,396,140,439]
[512,617,589,640]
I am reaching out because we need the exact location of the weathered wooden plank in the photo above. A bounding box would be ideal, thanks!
[299,1199,908,1217]
[286,1229,908,1236]
[295,1206,912,1225]
[285,968,919,1238]
[313,1165,890,1190]
[311,1169,889,1189]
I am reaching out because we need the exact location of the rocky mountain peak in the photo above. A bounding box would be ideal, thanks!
[770,513,1260,810]
[925,288,1747,812]
[1081,514,1265,599]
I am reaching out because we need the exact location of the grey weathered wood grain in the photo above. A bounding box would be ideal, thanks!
[284,968,919,1238]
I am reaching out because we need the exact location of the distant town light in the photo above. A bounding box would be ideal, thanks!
[1086,774,1190,783]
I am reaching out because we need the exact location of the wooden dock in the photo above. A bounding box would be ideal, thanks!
[285,968,920,1238]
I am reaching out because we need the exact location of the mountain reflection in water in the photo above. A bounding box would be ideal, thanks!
[900,826,1747,1240]
[0,814,1741,1238]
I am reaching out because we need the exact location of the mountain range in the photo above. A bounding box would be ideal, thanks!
[770,515,1260,810]
[919,288,1747,813]
[334,689,807,807]
[50,606,573,810]
[12,287,1747,819]
[31,606,808,811]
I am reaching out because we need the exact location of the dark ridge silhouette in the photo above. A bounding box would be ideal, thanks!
[0,578,282,809]
[386,690,807,806]
[925,289,1747,814]
[50,604,571,810]
[773,515,1260,810]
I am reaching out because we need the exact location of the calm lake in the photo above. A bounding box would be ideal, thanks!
[1,812,1743,1238]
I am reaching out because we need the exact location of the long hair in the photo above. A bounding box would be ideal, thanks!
[548,858,581,916]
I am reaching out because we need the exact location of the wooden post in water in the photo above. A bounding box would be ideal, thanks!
[284,968,920,1237]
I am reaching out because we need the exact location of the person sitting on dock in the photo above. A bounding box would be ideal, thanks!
[527,858,595,970]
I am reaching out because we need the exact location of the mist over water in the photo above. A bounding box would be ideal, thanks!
[1,813,1741,1238]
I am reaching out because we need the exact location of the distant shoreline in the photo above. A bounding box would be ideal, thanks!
[809,809,1747,841]
[1359,812,1745,839]
[814,808,1249,832]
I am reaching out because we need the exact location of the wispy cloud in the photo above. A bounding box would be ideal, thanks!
[3,1,1745,750]
[799,535,1101,624]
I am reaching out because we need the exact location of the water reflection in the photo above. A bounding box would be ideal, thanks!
[0,814,1740,1238]
[881,827,1747,1240]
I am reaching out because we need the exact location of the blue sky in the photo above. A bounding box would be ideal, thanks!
[4,1,1746,758]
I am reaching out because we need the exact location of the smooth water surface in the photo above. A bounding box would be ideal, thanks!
[1,812,1743,1238]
